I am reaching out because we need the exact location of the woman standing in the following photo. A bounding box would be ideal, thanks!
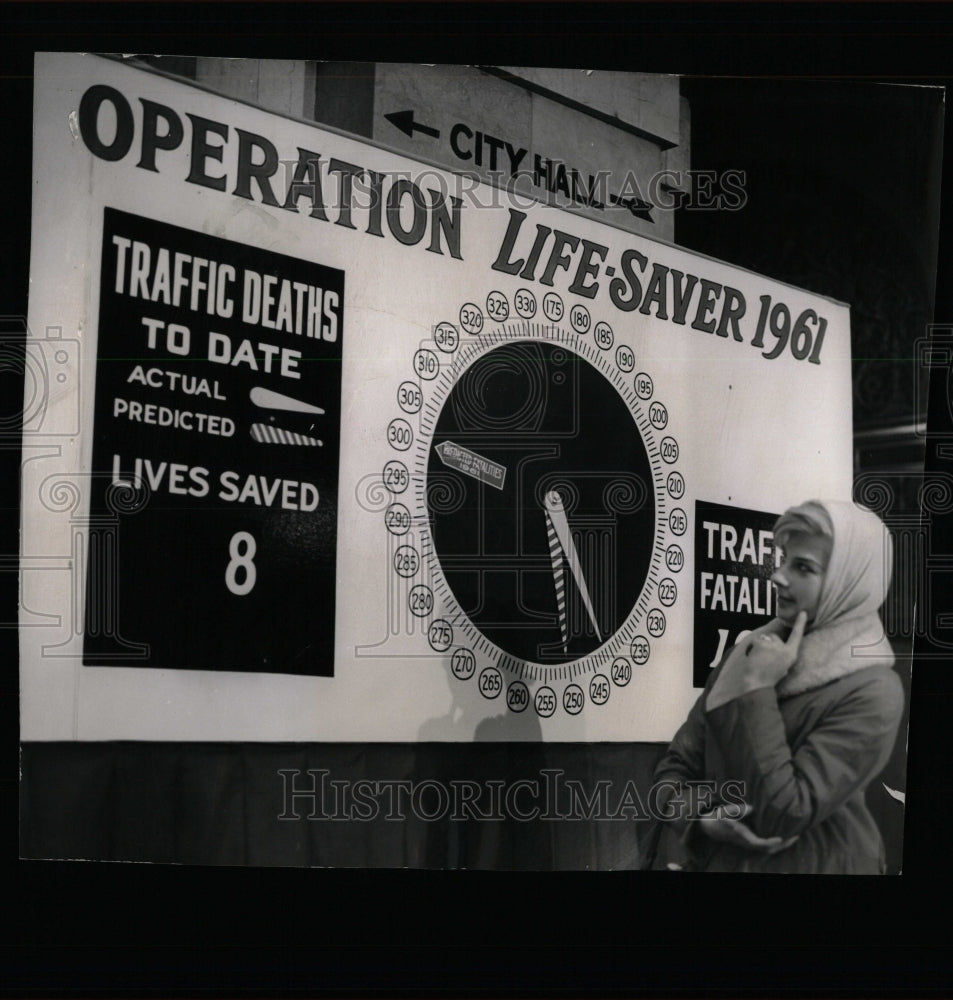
[644,500,904,874]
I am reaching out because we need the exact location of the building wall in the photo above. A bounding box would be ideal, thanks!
[187,58,689,242]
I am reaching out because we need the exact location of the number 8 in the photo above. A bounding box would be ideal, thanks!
[226,531,257,596]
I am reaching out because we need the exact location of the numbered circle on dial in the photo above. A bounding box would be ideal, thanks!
[426,340,655,664]
[563,684,585,715]
[514,289,537,319]
[616,345,634,372]
[409,585,434,617]
[398,382,422,414]
[613,656,635,684]
[669,507,688,536]
[414,349,440,381]
[434,323,459,353]
[428,619,453,651]
[393,545,419,577]
[460,303,484,335]
[478,667,503,699]
[589,673,611,705]
[665,544,684,572]
[658,578,678,607]
[534,686,557,717]
[506,681,530,713]
[383,460,410,494]
[385,503,411,536]
[570,304,591,335]
[486,291,509,323]
[388,418,413,451]
[646,608,666,637]
[649,402,668,429]
[542,293,564,323]
[630,638,650,666]
[451,648,476,680]
[593,322,613,350]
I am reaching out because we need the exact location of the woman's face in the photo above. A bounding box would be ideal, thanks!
[771,531,831,625]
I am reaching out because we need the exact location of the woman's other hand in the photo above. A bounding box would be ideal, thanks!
[697,803,798,854]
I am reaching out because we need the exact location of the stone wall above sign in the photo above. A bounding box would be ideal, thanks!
[189,60,690,242]
[370,64,689,242]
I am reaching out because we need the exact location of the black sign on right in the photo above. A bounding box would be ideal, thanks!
[692,499,779,687]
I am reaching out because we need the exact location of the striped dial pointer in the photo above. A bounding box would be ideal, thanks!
[250,386,325,416]
[545,509,570,652]
[544,490,602,644]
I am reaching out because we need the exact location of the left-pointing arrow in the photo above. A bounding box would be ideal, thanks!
[609,192,655,223]
[436,441,506,490]
[384,109,441,140]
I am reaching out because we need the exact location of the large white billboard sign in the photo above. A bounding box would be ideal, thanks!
[21,55,852,742]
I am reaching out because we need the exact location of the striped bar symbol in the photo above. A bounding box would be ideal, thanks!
[545,509,569,652]
[250,423,322,446]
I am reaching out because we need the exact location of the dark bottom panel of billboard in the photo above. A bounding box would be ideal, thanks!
[19,701,908,874]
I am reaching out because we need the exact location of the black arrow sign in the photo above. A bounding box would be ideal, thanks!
[609,193,655,223]
[384,109,441,140]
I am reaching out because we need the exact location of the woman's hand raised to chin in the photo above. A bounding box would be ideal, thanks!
[706,611,807,711]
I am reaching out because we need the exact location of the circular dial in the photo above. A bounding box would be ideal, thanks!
[384,289,685,718]
[426,339,654,665]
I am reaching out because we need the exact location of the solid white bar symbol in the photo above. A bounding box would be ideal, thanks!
[250,386,325,415]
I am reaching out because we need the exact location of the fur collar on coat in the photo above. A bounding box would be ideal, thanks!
[742,613,895,699]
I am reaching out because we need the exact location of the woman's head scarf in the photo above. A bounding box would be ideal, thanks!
[771,499,895,696]
[773,500,893,632]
